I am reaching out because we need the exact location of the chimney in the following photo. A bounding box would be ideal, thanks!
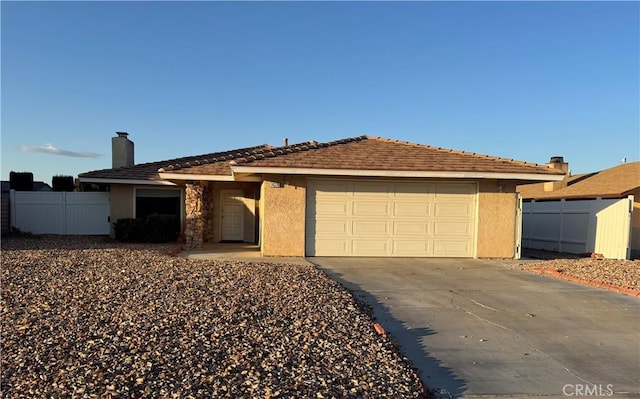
[283,137,289,147]
[112,132,134,168]
[544,156,569,192]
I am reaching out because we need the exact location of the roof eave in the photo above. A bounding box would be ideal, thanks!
[230,166,565,181]
[79,177,178,186]
[523,193,630,201]
[158,172,261,182]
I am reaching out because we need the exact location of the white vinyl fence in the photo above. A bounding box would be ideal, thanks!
[10,190,110,235]
[522,196,633,260]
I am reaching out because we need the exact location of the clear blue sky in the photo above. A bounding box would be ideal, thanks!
[2,1,639,185]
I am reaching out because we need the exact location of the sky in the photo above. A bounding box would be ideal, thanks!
[2,1,639,185]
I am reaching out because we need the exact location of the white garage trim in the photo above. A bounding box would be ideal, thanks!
[231,166,564,181]
[305,178,478,257]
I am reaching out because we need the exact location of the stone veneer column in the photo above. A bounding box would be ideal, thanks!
[202,183,214,242]
[184,182,205,248]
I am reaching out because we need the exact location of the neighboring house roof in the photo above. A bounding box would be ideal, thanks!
[80,136,565,184]
[517,161,640,200]
[1,181,52,194]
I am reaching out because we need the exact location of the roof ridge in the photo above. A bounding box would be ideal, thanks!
[366,136,551,169]
[232,135,369,165]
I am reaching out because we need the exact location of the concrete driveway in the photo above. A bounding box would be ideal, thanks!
[310,257,640,398]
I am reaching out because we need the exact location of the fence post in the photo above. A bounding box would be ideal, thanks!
[9,189,16,230]
[62,192,67,234]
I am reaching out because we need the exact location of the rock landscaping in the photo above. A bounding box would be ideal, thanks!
[517,253,639,295]
[1,236,430,398]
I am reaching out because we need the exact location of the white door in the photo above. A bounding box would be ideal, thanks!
[306,179,477,257]
[220,189,244,241]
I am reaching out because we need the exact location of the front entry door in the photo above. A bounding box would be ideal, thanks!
[220,189,244,241]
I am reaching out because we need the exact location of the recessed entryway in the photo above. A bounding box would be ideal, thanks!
[220,189,245,241]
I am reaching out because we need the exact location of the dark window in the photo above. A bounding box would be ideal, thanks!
[135,189,181,219]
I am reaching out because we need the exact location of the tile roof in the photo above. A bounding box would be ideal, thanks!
[161,136,563,176]
[79,145,271,180]
[517,161,640,200]
[80,135,564,181]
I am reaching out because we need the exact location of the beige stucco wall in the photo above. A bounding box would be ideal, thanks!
[260,175,306,256]
[209,182,258,243]
[109,184,134,236]
[476,180,518,258]
[110,184,134,222]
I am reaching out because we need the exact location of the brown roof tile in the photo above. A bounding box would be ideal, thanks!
[80,136,564,181]
[517,162,640,200]
[79,144,271,180]
[227,136,561,175]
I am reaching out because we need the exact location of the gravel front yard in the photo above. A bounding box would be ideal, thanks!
[1,236,429,398]
[517,251,639,293]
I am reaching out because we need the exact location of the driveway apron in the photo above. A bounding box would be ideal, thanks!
[310,257,640,398]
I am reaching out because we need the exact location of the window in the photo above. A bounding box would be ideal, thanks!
[135,189,181,220]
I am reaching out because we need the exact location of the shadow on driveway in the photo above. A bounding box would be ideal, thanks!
[310,259,466,397]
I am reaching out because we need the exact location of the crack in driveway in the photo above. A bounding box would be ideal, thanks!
[449,289,595,387]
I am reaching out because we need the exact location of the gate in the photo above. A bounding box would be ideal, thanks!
[522,196,633,260]
[10,191,110,235]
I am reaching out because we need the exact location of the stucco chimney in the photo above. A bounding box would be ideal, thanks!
[112,132,134,168]
[544,156,569,192]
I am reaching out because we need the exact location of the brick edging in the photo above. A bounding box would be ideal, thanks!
[532,268,640,297]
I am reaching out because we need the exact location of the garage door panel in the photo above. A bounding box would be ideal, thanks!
[353,201,389,216]
[315,201,350,216]
[306,179,476,257]
[352,239,389,255]
[433,240,473,256]
[352,220,389,235]
[315,219,348,234]
[434,202,474,218]
[314,240,349,255]
[393,202,431,217]
[434,221,473,236]
[393,221,430,235]
[392,240,430,255]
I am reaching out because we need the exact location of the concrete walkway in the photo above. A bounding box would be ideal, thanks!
[179,243,312,265]
[310,257,640,398]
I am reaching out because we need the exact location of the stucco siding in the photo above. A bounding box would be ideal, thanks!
[109,185,133,236]
[476,180,518,258]
[260,175,306,256]
[110,184,134,223]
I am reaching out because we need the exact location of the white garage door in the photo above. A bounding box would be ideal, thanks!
[306,179,477,257]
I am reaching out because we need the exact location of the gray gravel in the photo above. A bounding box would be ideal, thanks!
[1,236,430,398]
